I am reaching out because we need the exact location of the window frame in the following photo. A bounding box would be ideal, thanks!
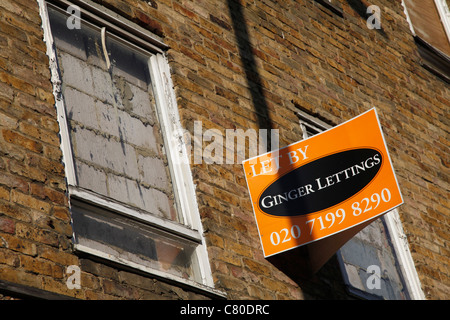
[402,0,450,83]
[297,109,425,300]
[313,0,344,17]
[39,0,222,295]
[434,0,450,42]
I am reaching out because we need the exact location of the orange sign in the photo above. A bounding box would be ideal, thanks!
[242,108,403,257]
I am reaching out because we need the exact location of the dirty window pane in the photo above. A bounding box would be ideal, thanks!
[71,200,199,282]
[337,217,410,300]
[48,7,180,223]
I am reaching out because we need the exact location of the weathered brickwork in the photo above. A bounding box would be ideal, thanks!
[0,0,448,300]
[0,0,69,294]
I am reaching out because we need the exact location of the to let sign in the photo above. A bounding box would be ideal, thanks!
[242,108,403,257]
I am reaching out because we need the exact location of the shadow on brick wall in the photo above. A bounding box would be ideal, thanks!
[226,0,274,142]
[226,0,354,299]
[346,0,387,38]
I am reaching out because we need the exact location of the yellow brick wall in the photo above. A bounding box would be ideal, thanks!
[0,0,448,300]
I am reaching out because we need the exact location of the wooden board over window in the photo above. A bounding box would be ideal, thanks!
[404,0,450,56]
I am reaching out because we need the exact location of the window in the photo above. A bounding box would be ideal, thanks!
[39,0,218,293]
[313,0,344,17]
[435,0,450,39]
[297,109,331,139]
[297,109,424,300]
[403,0,450,82]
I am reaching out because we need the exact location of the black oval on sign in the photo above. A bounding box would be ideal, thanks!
[258,148,382,217]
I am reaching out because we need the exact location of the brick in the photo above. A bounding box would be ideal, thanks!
[216,274,247,295]
[8,157,47,183]
[52,207,71,223]
[0,266,42,289]
[41,276,85,299]
[10,64,50,92]
[42,144,63,162]
[26,154,64,176]
[118,270,155,290]
[11,190,51,214]
[15,92,56,118]
[0,72,35,95]
[103,279,140,299]
[34,212,72,238]
[208,246,241,266]
[247,283,276,299]
[20,255,55,277]
[0,233,37,256]
[133,10,163,37]
[79,259,119,281]
[0,247,20,267]
[225,239,252,258]
[30,183,66,206]
[242,258,272,277]
[0,20,27,42]
[0,111,18,128]
[80,272,102,292]
[84,289,119,300]
[2,129,43,153]
[0,82,14,101]
[0,216,15,234]
[0,186,9,200]
[15,222,59,247]
[173,2,199,23]
[39,246,78,267]
[0,1,26,17]
[0,200,31,224]
[35,87,55,104]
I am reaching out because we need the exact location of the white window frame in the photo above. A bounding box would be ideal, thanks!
[434,0,450,43]
[297,109,425,300]
[382,209,425,299]
[38,0,223,296]
[402,0,417,36]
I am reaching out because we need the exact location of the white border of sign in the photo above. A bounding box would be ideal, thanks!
[243,108,404,257]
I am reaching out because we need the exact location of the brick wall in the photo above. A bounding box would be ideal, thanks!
[0,0,448,300]
[0,0,72,296]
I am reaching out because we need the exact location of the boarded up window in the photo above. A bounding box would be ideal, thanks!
[403,0,450,82]
[49,7,179,222]
[42,3,215,288]
[403,0,450,56]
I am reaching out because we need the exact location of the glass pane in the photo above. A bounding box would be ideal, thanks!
[337,216,410,300]
[48,7,181,223]
[71,200,199,281]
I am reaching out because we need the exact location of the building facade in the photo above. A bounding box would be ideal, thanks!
[0,0,448,300]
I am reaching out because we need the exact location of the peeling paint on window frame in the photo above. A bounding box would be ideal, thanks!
[38,0,223,297]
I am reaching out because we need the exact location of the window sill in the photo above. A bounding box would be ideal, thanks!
[68,194,227,298]
[74,244,227,299]
[69,186,202,243]
[415,36,450,83]
[314,0,344,17]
